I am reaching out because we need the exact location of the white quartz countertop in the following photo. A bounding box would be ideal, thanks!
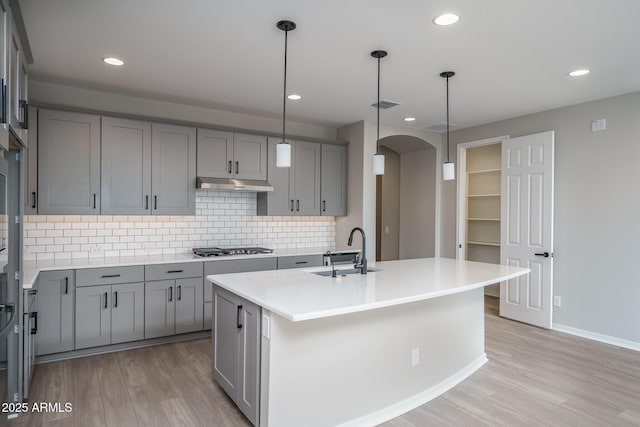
[22,246,357,289]
[207,257,530,322]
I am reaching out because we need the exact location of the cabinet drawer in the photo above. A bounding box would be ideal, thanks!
[204,257,277,275]
[145,262,203,281]
[277,255,323,270]
[76,266,144,287]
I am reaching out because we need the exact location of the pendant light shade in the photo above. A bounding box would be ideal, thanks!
[440,71,456,181]
[372,50,388,176]
[276,20,296,168]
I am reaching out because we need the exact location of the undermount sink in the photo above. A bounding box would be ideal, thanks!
[313,267,381,277]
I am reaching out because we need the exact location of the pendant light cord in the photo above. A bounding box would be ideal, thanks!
[446,75,450,163]
[282,29,288,144]
[376,56,381,155]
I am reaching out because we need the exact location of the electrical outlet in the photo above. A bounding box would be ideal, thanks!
[411,348,420,366]
[90,244,102,255]
[554,296,562,307]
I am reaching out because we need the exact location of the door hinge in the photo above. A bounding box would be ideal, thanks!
[14,215,20,224]
[15,271,21,281]
[13,392,19,402]
[15,152,19,161]
[14,324,20,334]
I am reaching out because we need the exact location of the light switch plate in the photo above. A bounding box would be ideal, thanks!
[591,119,606,132]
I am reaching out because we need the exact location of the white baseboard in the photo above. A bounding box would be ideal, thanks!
[552,323,640,352]
[339,353,488,427]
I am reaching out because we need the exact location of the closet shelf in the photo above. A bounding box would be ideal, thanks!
[467,168,501,175]
[467,241,500,247]
[467,218,500,221]
[467,193,501,198]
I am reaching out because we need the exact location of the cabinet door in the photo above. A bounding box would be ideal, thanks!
[37,270,75,355]
[321,144,348,216]
[8,10,27,136]
[196,129,233,178]
[111,282,145,344]
[233,133,267,180]
[175,278,204,334]
[237,298,261,426]
[151,123,196,215]
[259,138,292,215]
[38,109,101,214]
[212,285,239,401]
[75,285,111,350]
[293,141,321,215]
[101,117,152,215]
[0,2,6,113]
[24,105,37,214]
[144,280,175,339]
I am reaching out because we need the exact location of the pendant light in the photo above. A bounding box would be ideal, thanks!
[276,20,296,168]
[372,50,388,175]
[440,71,455,181]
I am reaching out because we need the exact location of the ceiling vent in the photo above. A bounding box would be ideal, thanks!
[371,100,401,109]
[425,122,458,133]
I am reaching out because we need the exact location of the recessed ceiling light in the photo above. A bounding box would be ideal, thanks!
[103,57,124,66]
[568,69,590,77]
[433,13,460,26]
[404,117,416,122]
[287,94,302,100]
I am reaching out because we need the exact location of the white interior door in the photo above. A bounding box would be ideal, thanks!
[500,131,554,328]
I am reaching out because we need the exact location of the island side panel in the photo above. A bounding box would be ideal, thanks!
[262,287,486,427]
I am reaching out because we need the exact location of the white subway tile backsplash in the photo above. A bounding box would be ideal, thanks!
[24,191,336,260]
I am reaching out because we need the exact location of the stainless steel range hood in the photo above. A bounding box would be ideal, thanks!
[196,177,274,192]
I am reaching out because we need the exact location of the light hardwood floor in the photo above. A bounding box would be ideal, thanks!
[6,297,640,427]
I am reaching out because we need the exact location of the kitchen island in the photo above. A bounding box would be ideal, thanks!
[207,257,529,427]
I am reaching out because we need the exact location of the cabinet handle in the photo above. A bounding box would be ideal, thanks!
[295,261,308,265]
[28,290,37,296]
[114,291,118,308]
[296,200,300,212]
[0,79,5,124]
[290,200,294,212]
[101,274,120,278]
[235,161,239,175]
[228,160,232,174]
[154,195,158,210]
[145,195,149,210]
[167,270,184,274]
[169,286,173,302]
[32,192,37,209]
[93,194,97,209]
[322,200,326,212]
[64,277,69,295]
[30,312,37,335]
[19,99,28,129]
[236,305,243,329]
[178,285,181,301]
[104,292,108,309]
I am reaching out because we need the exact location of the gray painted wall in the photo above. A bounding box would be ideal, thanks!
[444,91,640,344]
[379,146,400,260]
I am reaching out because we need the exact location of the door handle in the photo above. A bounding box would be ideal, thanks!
[169,286,173,302]
[322,200,326,212]
[296,200,300,212]
[93,194,97,209]
[145,195,149,210]
[114,291,118,308]
[534,252,550,258]
[19,99,28,129]
[104,292,108,309]
[228,160,232,174]
[32,192,37,209]
[30,312,37,334]
[64,277,69,295]
[177,285,181,301]
[166,270,184,274]
[290,200,294,212]
[154,195,158,210]
[0,79,5,124]
[101,274,121,278]
[236,305,243,329]
[235,161,239,175]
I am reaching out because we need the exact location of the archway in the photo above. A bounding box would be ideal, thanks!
[376,135,437,261]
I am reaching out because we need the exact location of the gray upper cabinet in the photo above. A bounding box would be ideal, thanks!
[7,4,29,142]
[24,105,37,214]
[321,144,348,216]
[258,138,320,216]
[197,129,267,181]
[151,123,196,215]
[37,270,75,355]
[101,117,152,215]
[38,109,101,215]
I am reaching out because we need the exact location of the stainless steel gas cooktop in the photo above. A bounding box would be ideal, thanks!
[192,247,273,257]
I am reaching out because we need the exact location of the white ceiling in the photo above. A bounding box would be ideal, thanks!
[19,0,640,131]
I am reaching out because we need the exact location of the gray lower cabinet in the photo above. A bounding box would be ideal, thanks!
[101,116,152,215]
[37,270,75,355]
[38,109,101,214]
[75,282,145,350]
[212,285,261,426]
[151,123,196,215]
[321,144,348,216]
[258,138,321,216]
[145,278,204,338]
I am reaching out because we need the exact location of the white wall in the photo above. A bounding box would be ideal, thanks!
[443,91,640,345]
[29,80,338,141]
[399,148,436,259]
[379,146,400,260]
